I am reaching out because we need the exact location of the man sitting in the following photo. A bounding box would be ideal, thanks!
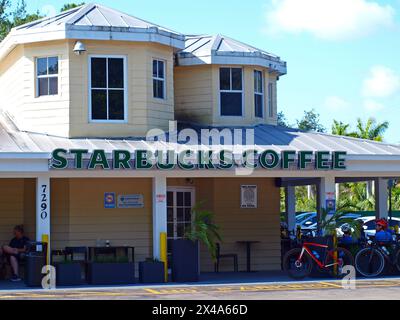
[0,225,30,282]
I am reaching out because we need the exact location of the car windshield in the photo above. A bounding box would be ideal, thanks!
[296,213,314,223]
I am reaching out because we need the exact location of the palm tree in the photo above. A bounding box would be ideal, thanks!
[350,118,389,142]
[332,120,350,136]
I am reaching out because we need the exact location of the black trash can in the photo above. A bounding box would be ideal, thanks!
[24,242,47,287]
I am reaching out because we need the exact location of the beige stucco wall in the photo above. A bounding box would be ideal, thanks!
[51,178,153,266]
[68,40,175,138]
[174,65,278,127]
[168,177,281,272]
[0,179,35,245]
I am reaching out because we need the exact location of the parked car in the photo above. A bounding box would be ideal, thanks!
[296,212,317,230]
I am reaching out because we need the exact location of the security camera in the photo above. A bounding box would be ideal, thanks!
[73,41,86,55]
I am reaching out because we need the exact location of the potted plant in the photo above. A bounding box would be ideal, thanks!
[171,203,221,282]
[139,258,165,283]
[87,256,135,285]
[55,260,83,286]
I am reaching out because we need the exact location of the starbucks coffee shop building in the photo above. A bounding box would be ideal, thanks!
[0,4,400,279]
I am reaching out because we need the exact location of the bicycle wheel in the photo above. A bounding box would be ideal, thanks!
[283,248,313,279]
[355,247,385,277]
[325,247,354,278]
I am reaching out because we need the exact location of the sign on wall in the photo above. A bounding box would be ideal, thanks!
[118,194,144,209]
[241,185,258,209]
[104,192,116,209]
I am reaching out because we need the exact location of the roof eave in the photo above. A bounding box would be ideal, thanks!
[176,52,287,75]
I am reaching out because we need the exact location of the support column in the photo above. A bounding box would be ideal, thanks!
[36,175,50,258]
[375,178,388,219]
[317,176,336,230]
[285,186,296,232]
[153,176,167,260]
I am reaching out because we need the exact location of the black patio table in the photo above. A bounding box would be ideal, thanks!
[88,246,135,263]
[236,241,260,272]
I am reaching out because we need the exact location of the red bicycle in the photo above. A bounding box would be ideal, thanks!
[283,237,354,279]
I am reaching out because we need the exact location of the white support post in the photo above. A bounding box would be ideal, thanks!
[285,186,296,232]
[152,176,167,260]
[36,175,50,253]
[317,176,336,230]
[375,178,388,219]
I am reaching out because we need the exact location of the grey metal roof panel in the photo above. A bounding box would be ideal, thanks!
[1,116,400,157]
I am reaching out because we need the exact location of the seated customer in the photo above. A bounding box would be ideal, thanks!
[0,225,30,282]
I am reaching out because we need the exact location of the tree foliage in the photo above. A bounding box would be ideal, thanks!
[331,120,350,136]
[350,118,389,142]
[0,0,43,41]
[296,109,326,133]
[61,3,85,12]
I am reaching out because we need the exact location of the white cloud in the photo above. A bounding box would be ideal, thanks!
[363,99,385,112]
[264,0,395,40]
[362,65,400,98]
[323,96,350,111]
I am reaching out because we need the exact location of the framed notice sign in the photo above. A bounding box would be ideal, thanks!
[241,185,258,209]
[118,194,144,209]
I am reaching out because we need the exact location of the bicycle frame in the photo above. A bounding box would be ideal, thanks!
[298,242,339,269]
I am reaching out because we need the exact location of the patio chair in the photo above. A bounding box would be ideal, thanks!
[214,243,238,273]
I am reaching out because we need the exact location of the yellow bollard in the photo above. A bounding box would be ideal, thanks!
[41,234,49,265]
[160,232,168,282]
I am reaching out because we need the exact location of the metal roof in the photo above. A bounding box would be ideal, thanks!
[14,3,181,35]
[176,35,287,75]
[1,112,399,158]
[0,3,185,60]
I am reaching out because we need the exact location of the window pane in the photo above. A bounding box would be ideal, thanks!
[157,61,164,78]
[91,58,107,88]
[38,78,49,96]
[91,89,107,120]
[152,60,158,78]
[184,192,191,206]
[48,57,58,75]
[220,92,242,116]
[108,58,124,88]
[167,192,173,206]
[37,58,47,76]
[177,192,183,206]
[255,94,263,118]
[167,208,173,221]
[49,77,58,95]
[254,71,262,93]
[232,68,242,90]
[220,68,230,90]
[184,208,191,222]
[153,79,164,99]
[108,90,124,120]
[177,208,184,222]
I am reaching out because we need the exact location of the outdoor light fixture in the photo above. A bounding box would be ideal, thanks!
[73,41,86,55]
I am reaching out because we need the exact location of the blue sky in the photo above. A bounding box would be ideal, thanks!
[24,0,400,143]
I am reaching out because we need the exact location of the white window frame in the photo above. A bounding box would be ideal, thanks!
[152,59,166,100]
[36,56,59,98]
[254,70,264,118]
[268,82,274,118]
[219,67,244,117]
[88,55,128,124]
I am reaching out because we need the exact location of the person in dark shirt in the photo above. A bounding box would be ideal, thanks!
[0,225,29,282]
